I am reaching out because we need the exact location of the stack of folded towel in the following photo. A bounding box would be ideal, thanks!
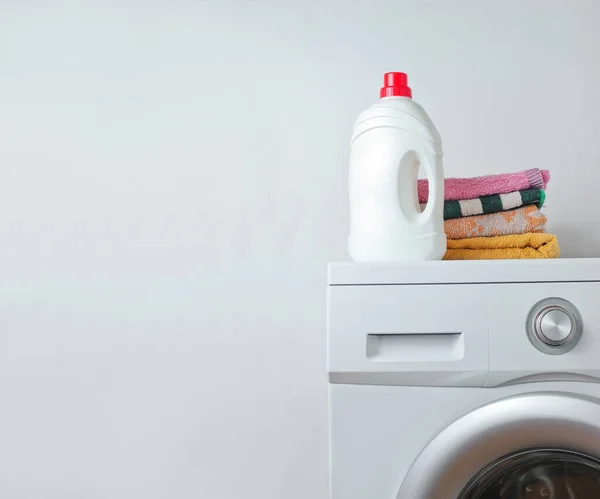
[418,168,559,260]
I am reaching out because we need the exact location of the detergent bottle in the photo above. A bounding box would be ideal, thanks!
[348,72,446,261]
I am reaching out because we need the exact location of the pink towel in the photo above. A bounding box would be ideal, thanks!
[418,168,550,203]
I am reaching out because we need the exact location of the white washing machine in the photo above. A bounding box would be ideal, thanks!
[328,258,600,499]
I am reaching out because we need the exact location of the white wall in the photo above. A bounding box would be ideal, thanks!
[1,1,599,498]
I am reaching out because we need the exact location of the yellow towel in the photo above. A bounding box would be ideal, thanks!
[444,233,559,260]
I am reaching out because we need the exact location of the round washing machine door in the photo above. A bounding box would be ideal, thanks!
[397,392,600,499]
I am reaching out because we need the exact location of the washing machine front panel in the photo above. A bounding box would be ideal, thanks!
[329,384,487,499]
[329,384,600,499]
[327,260,600,499]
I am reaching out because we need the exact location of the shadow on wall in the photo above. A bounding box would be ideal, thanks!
[551,226,600,258]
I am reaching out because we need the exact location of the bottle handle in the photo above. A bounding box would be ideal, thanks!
[419,151,441,222]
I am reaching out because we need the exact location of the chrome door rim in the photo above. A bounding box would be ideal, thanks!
[458,448,600,498]
[397,392,600,499]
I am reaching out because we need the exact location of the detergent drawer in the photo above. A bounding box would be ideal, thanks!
[327,284,489,387]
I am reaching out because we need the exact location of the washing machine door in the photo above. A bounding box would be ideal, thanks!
[397,392,600,499]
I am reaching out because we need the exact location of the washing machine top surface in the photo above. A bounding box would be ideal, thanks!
[328,257,600,286]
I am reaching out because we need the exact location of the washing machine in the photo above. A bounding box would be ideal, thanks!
[328,258,600,499]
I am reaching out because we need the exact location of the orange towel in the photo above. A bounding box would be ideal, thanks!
[444,205,546,240]
[444,233,559,260]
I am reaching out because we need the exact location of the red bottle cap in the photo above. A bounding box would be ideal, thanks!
[380,72,412,99]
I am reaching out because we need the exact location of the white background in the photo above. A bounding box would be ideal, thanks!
[1,1,599,498]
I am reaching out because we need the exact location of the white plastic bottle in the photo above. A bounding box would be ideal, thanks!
[348,72,446,262]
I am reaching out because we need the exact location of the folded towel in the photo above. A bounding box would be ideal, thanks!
[445,205,546,240]
[418,168,550,203]
[421,188,545,220]
[444,233,559,260]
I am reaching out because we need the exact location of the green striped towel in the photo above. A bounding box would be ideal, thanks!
[420,188,546,220]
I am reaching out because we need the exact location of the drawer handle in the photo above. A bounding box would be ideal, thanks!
[366,332,464,362]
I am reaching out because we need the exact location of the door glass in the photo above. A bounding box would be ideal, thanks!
[459,449,600,499]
